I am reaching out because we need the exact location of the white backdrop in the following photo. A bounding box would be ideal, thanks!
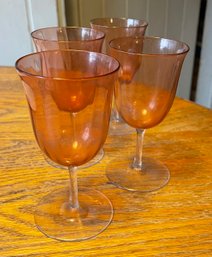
[0,0,60,66]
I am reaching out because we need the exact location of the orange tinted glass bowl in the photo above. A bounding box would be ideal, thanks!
[109,36,189,129]
[90,18,148,54]
[90,18,148,134]
[16,50,119,167]
[31,26,106,168]
[31,26,105,52]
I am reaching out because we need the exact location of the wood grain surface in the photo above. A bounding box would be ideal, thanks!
[0,67,211,256]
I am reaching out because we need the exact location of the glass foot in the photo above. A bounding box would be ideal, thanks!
[109,118,134,136]
[108,107,134,136]
[34,187,113,241]
[106,157,170,192]
[44,148,104,170]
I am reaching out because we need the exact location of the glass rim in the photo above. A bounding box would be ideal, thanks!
[90,17,148,29]
[31,26,105,42]
[15,49,120,81]
[109,36,190,56]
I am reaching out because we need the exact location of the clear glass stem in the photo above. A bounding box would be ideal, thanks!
[113,105,120,122]
[132,129,145,170]
[68,166,79,210]
[112,92,121,122]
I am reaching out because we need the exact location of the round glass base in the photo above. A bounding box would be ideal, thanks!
[34,188,113,241]
[106,157,170,192]
[109,118,134,136]
[109,107,134,136]
[44,148,104,170]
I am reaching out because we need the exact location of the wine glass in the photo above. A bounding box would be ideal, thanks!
[15,49,119,241]
[90,18,148,134]
[107,36,189,192]
[31,26,106,168]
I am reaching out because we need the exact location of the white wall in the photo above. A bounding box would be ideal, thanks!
[196,0,212,108]
[0,0,60,66]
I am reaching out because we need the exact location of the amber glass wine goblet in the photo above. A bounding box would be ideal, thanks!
[31,26,106,168]
[90,18,148,134]
[107,36,189,192]
[15,49,119,241]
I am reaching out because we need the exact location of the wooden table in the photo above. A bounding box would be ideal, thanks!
[0,67,211,256]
